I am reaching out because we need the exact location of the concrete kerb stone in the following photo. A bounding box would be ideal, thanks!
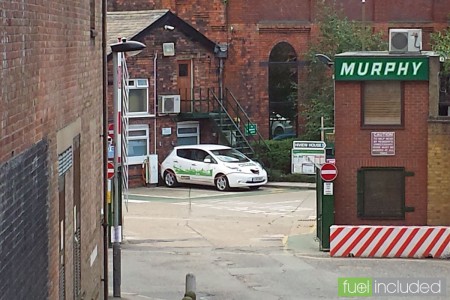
[265,182,316,190]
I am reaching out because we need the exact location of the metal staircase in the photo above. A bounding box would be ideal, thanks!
[177,87,270,159]
[209,88,270,159]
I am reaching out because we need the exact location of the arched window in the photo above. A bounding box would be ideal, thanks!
[268,42,298,139]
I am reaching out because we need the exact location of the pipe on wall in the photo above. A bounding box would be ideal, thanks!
[101,0,108,298]
[154,51,158,154]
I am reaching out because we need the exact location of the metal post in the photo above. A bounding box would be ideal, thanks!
[185,273,196,300]
[112,50,121,297]
[110,39,145,299]
[362,0,366,51]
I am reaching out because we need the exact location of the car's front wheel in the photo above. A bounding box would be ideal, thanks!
[215,174,229,191]
[164,170,178,188]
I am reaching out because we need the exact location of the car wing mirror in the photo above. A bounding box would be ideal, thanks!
[204,158,212,163]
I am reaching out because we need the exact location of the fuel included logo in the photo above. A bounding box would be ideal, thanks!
[338,277,446,297]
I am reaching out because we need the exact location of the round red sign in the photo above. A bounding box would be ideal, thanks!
[320,163,338,182]
[108,123,114,139]
[107,162,114,179]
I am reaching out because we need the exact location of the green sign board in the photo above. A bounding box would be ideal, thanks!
[334,56,429,81]
[245,123,257,136]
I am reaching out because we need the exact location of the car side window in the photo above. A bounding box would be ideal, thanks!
[204,154,217,164]
[177,149,192,160]
[192,149,208,162]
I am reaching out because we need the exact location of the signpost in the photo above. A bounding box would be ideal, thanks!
[334,56,429,81]
[107,162,114,179]
[245,123,257,136]
[320,163,338,182]
[371,132,395,156]
[108,123,114,139]
[291,141,326,174]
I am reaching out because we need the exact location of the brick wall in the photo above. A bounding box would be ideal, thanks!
[107,0,448,140]
[108,0,162,11]
[428,121,450,225]
[107,24,221,187]
[106,1,450,199]
[1,0,104,299]
[334,81,429,225]
[0,141,49,300]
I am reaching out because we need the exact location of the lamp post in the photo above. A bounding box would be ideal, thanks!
[314,54,335,142]
[110,39,146,298]
[362,0,366,51]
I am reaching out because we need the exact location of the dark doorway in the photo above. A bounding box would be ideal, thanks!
[268,42,298,139]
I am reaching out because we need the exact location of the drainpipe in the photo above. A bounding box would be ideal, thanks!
[154,51,158,154]
[223,0,229,102]
[219,57,224,102]
[101,0,108,298]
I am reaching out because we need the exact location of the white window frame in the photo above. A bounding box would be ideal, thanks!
[127,78,152,117]
[177,121,200,145]
[126,124,150,165]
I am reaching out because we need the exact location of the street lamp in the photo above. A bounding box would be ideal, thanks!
[110,38,145,298]
[314,54,335,142]
[315,54,333,68]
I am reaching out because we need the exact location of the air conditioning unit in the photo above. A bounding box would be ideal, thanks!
[389,29,422,53]
[159,95,180,114]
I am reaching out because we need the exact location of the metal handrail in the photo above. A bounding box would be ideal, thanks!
[224,88,270,150]
[209,89,254,154]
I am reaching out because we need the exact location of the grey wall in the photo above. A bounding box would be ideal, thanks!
[0,140,49,300]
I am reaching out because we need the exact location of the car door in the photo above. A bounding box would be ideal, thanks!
[174,148,196,183]
[189,149,214,185]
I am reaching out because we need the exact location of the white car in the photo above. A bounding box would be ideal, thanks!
[270,113,294,137]
[160,144,268,191]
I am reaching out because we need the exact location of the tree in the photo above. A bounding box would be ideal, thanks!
[431,27,450,74]
[298,1,387,140]
[431,26,450,115]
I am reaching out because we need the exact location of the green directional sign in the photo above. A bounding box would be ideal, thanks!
[245,123,257,136]
[334,56,429,81]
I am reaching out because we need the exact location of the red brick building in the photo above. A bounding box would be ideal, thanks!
[0,0,106,299]
[333,51,450,226]
[105,0,449,186]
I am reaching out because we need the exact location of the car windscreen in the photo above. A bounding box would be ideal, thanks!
[210,148,250,163]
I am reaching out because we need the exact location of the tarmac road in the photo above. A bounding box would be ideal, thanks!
[108,185,450,300]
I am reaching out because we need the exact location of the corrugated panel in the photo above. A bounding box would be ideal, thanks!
[58,146,73,176]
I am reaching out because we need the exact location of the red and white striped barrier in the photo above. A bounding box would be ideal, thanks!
[330,225,450,259]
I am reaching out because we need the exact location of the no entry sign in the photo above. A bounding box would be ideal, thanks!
[107,162,114,179]
[320,163,338,182]
[108,123,114,139]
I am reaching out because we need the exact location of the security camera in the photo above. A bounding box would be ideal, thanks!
[164,25,175,31]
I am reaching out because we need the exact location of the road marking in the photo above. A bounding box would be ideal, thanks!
[167,199,314,218]
[128,200,150,203]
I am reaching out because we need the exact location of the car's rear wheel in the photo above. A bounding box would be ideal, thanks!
[273,126,284,136]
[164,170,178,188]
[215,174,229,191]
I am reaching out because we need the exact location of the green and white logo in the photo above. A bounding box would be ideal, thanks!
[338,278,372,297]
[335,57,429,81]
[338,277,446,297]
